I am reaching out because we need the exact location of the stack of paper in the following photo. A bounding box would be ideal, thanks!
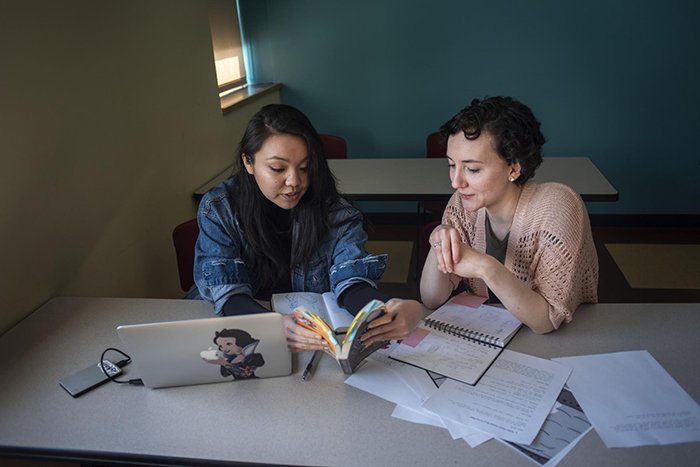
[347,346,700,465]
[346,346,592,466]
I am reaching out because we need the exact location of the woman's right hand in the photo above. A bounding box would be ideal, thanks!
[282,315,328,353]
[428,224,464,274]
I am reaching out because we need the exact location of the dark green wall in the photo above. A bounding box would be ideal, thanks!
[239,0,700,214]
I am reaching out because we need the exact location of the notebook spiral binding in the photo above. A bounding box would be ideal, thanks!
[424,318,500,349]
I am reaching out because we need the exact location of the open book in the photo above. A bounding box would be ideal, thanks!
[388,300,522,385]
[271,291,353,333]
[294,300,387,374]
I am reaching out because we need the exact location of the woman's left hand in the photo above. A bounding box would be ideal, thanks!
[360,299,424,346]
[450,243,491,280]
[283,315,328,353]
[430,226,490,280]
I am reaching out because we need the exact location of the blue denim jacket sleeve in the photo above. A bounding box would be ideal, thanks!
[326,200,388,297]
[193,179,388,312]
[193,180,253,314]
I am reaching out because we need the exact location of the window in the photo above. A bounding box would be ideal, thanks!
[208,0,246,95]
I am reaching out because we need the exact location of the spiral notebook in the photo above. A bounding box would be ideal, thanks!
[388,300,522,385]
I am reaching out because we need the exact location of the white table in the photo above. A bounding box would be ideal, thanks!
[1,297,697,466]
[194,157,618,202]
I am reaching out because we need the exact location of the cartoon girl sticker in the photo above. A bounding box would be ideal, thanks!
[200,328,265,380]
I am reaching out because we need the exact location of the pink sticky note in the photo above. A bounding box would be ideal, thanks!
[450,293,487,308]
[401,328,430,347]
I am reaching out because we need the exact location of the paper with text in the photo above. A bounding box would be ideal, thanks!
[552,350,700,447]
[422,349,571,445]
[426,302,522,346]
[501,399,593,466]
[389,328,503,385]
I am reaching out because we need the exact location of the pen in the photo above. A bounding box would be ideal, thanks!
[301,350,321,382]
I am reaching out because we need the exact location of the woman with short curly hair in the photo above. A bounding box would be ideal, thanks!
[421,97,598,334]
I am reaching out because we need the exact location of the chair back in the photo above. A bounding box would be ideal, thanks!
[426,131,447,157]
[420,132,449,215]
[172,218,199,292]
[319,134,348,159]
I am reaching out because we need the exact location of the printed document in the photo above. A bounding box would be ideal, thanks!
[422,349,571,444]
[553,350,700,447]
[500,391,593,466]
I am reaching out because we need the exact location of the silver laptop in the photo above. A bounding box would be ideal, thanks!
[117,313,292,388]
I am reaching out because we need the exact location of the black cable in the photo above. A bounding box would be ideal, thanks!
[100,347,143,386]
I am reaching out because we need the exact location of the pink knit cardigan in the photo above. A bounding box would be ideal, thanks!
[442,181,599,329]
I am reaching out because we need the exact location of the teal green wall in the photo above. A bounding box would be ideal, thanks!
[239,0,700,214]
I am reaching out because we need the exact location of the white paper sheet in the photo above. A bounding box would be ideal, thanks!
[500,400,593,466]
[391,403,493,447]
[443,418,494,446]
[344,358,424,409]
[271,291,352,332]
[552,350,700,447]
[347,350,494,447]
[422,349,571,444]
[391,404,446,429]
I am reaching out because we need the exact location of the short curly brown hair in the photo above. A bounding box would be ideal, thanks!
[439,96,545,184]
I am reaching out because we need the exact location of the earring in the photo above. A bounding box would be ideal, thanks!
[509,176,515,182]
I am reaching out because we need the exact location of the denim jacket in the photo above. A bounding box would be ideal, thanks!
[194,178,387,314]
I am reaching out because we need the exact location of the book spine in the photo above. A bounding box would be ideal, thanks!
[339,358,353,375]
[424,318,502,348]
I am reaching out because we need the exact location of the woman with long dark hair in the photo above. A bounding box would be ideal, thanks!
[195,104,422,351]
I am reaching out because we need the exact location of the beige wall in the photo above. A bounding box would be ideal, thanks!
[0,1,279,334]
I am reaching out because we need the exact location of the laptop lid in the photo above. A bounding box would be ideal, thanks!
[117,313,291,388]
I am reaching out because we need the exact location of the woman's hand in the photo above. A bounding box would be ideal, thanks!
[427,225,554,334]
[429,224,490,279]
[428,224,464,274]
[360,299,424,346]
[452,245,493,279]
[421,224,463,309]
[283,315,328,353]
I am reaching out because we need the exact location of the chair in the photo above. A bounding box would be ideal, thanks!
[426,131,447,157]
[172,218,200,292]
[421,131,449,218]
[319,133,347,159]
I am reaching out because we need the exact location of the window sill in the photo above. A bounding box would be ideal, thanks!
[220,83,282,114]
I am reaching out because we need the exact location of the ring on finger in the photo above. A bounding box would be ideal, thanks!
[432,240,442,248]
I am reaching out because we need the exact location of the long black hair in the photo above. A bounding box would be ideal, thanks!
[440,96,545,184]
[213,328,256,349]
[232,104,341,286]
